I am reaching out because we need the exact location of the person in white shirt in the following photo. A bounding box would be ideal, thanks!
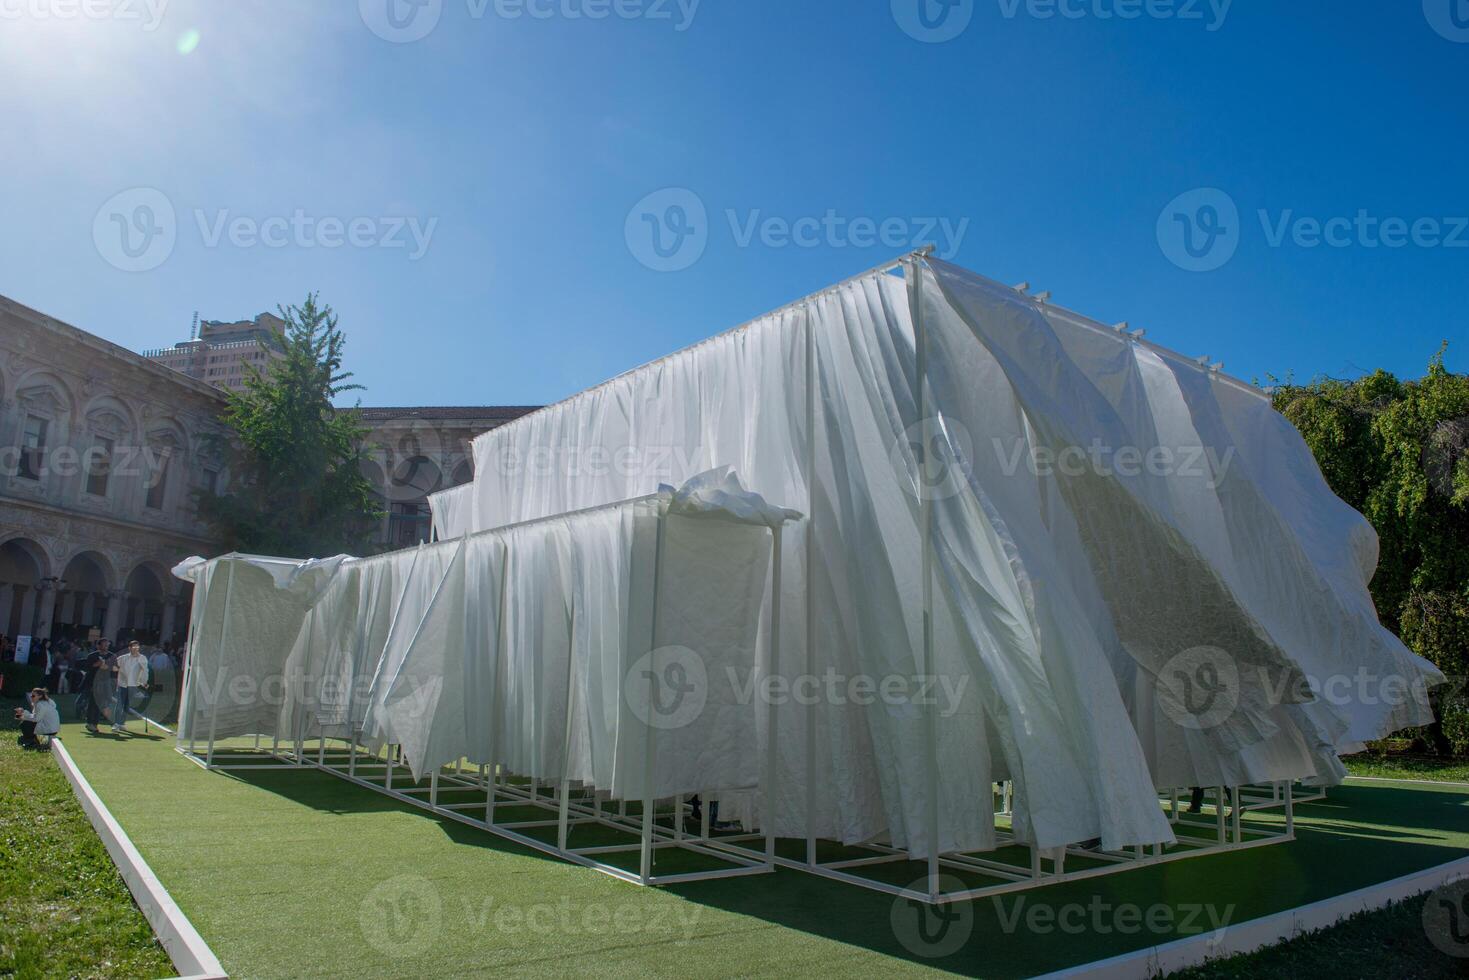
[15,688,61,750]
[111,641,150,734]
[148,648,173,684]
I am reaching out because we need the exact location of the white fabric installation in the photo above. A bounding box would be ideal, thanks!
[176,473,792,809]
[441,254,1441,856]
[178,255,1442,864]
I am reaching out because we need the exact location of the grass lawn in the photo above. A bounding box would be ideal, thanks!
[1344,753,1469,783]
[0,705,172,980]
[1175,892,1465,979]
[42,723,1469,979]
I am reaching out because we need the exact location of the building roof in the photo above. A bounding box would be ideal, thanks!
[353,406,542,422]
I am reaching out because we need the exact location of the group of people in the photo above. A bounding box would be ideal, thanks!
[8,634,185,748]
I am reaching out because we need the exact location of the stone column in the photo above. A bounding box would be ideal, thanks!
[16,586,36,638]
[32,580,58,642]
[159,594,180,646]
[0,584,14,635]
[102,588,128,642]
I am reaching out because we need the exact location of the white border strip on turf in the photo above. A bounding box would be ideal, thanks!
[1034,854,1469,979]
[51,738,227,980]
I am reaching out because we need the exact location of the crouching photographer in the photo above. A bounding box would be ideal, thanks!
[15,688,61,751]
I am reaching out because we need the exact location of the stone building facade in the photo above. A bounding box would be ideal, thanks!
[356,406,536,549]
[0,294,233,648]
[0,290,538,649]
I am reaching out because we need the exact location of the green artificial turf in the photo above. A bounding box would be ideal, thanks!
[0,709,172,980]
[50,724,1469,979]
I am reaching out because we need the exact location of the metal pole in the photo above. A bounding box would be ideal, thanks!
[803,305,819,869]
[908,255,942,900]
[558,590,578,853]
[204,560,236,768]
[765,524,782,866]
[640,505,669,884]
[487,545,510,828]
[1284,781,1294,838]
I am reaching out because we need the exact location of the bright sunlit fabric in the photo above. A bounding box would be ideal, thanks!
[176,257,1442,862]
[175,473,791,807]
[446,256,1440,856]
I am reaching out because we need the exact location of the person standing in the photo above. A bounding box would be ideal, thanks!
[78,641,109,733]
[110,641,149,734]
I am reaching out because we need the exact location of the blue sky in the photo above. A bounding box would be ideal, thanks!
[2,0,1465,407]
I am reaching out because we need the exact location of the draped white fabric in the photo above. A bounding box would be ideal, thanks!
[428,482,475,541]
[447,256,1440,856]
[175,478,785,806]
[177,257,1441,862]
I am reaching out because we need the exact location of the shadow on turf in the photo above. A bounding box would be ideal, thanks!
[219,768,1469,979]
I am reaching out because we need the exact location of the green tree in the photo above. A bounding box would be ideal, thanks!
[200,294,382,557]
[1273,347,1469,755]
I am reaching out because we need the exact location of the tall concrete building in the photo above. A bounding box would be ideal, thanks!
[142,313,287,392]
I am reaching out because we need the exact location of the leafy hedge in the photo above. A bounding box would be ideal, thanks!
[1273,346,1469,756]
